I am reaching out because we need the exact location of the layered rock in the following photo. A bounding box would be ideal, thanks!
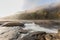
[21,31,60,40]
[0,21,59,40]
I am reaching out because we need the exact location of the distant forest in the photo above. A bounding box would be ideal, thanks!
[19,7,60,20]
[4,5,60,20]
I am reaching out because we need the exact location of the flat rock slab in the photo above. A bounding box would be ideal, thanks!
[0,27,21,40]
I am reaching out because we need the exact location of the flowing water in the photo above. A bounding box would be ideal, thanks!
[24,22,58,33]
[0,22,58,40]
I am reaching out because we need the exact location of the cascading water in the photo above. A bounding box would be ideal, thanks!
[0,22,58,40]
[24,22,58,33]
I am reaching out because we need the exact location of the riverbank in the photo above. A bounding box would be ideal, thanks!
[0,20,59,40]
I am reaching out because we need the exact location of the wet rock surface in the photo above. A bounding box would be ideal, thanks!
[0,27,20,40]
[0,21,59,40]
[21,31,60,40]
[0,26,29,40]
[0,27,59,40]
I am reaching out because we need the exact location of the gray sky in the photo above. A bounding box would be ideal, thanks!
[0,0,60,17]
[0,0,24,17]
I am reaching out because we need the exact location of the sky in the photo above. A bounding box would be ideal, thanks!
[0,0,60,17]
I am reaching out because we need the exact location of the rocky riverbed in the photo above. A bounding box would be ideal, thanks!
[0,21,60,40]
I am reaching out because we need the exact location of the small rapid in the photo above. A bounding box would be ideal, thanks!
[0,22,58,40]
[24,22,58,33]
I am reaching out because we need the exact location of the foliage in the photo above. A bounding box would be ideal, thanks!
[19,7,60,20]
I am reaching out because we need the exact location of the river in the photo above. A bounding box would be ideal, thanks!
[0,22,58,40]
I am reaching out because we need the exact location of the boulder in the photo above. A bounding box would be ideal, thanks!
[21,32,46,40]
[2,22,24,27]
[21,31,60,40]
